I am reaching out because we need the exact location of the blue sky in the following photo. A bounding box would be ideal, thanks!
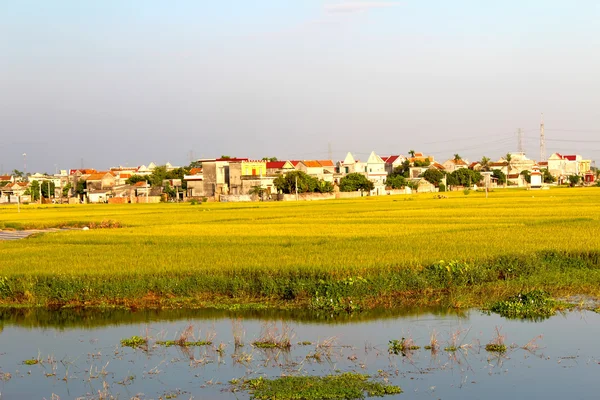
[1,1,599,172]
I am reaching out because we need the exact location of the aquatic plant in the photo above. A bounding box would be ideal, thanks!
[120,336,147,348]
[238,372,402,399]
[490,290,564,319]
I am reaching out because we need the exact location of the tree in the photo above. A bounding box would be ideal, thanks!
[273,171,318,194]
[149,165,168,187]
[126,175,147,185]
[62,183,72,197]
[262,157,278,162]
[339,173,374,192]
[12,169,24,178]
[480,156,491,171]
[421,168,444,186]
[386,175,406,189]
[29,180,40,201]
[248,185,266,200]
[41,181,55,198]
[541,168,555,183]
[408,150,415,158]
[391,160,411,178]
[520,170,531,184]
[220,155,231,160]
[188,160,203,169]
[568,175,581,186]
[492,169,506,185]
[413,159,430,167]
[315,180,334,193]
[453,154,462,161]
[163,181,176,200]
[75,180,86,196]
[450,168,482,187]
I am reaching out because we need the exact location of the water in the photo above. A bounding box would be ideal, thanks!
[0,308,598,399]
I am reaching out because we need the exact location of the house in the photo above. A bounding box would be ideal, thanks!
[85,172,116,191]
[0,182,30,203]
[266,161,295,175]
[365,151,387,194]
[229,160,268,195]
[297,160,324,176]
[381,155,406,175]
[184,168,204,197]
[202,160,231,197]
[547,153,592,184]
[338,153,359,175]
[0,175,14,183]
[409,178,435,193]
[442,158,468,173]
[87,190,112,203]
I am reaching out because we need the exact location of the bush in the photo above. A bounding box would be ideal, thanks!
[438,183,446,192]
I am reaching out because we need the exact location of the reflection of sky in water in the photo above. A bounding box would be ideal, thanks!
[0,311,598,399]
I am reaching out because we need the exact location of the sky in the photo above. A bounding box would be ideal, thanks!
[1,0,600,173]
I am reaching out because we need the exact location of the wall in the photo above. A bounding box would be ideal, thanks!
[280,193,336,201]
[220,195,253,202]
[135,196,161,203]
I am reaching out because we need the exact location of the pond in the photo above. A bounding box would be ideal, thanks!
[0,307,598,399]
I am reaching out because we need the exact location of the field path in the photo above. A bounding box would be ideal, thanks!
[0,228,73,241]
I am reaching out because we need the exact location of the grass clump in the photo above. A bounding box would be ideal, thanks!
[252,322,293,350]
[490,290,563,320]
[239,372,401,399]
[23,359,39,365]
[485,344,507,352]
[156,340,212,347]
[120,335,147,348]
[388,338,420,355]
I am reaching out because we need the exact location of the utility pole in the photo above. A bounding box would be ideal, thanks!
[22,153,27,177]
[328,142,333,161]
[146,181,149,203]
[47,181,51,202]
[540,113,546,161]
[295,175,298,201]
[518,128,523,153]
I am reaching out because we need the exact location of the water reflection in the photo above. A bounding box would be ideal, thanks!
[0,308,597,399]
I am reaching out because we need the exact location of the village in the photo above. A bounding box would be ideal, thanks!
[0,151,596,204]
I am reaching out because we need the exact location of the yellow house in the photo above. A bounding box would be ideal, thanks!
[579,159,591,174]
[241,160,267,176]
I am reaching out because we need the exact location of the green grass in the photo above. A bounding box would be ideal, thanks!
[0,188,599,309]
[489,289,566,320]
[238,372,402,399]
[120,335,148,348]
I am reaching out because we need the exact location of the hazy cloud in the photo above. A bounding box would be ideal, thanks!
[324,1,400,13]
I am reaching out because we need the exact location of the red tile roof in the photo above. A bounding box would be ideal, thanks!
[382,155,401,164]
[266,161,287,169]
[189,168,202,175]
[216,157,248,162]
[134,181,148,187]
[317,160,335,167]
[302,160,322,168]
[0,175,11,181]
[289,160,301,167]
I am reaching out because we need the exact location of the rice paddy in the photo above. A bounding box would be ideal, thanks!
[0,187,599,309]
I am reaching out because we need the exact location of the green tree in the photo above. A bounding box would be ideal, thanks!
[29,180,40,201]
[188,160,203,169]
[413,159,430,167]
[62,183,72,197]
[385,175,406,189]
[315,180,334,193]
[126,175,147,185]
[220,155,231,160]
[421,168,444,186]
[541,168,555,183]
[520,170,531,184]
[339,173,374,192]
[261,157,278,162]
[12,169,24,178]
[492,169,506,185]
[248,185,266,200]
[273,171,318,194]
[408,150,415,158]
[41,181,56,198]
[391,160,411,178]
[163,182,176,199]
[149,165,168,187]
[568,175,581,186]
[480,156,491,171]
[453,154,462,161]
[75,180,86,196]
[450,169,482,187]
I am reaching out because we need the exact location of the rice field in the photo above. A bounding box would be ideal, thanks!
[1,187,599,308]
